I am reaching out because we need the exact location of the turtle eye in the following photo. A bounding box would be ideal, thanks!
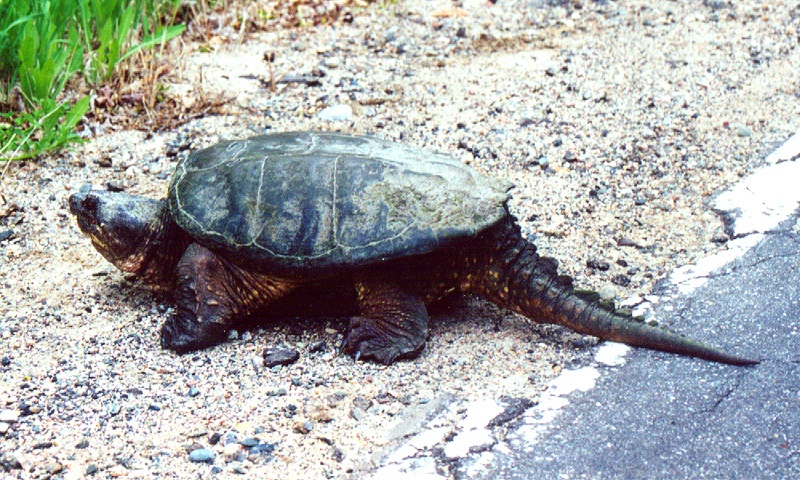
[81,194,100,215]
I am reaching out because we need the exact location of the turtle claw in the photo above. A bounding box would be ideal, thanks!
[160,315,227,354]
[337,337,366,363]
[341,316,423,365]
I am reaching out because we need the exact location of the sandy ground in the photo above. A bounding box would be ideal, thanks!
[1,0,799,478]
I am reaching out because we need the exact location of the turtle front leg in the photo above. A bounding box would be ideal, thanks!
[341,272,429,365]
[160,243,296,354]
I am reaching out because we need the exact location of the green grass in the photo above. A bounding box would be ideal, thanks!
[0,0,185,162]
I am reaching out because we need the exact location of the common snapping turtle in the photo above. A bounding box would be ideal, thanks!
[69,132,755,365]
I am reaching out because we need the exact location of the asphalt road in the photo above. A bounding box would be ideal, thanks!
[477,212,800,480]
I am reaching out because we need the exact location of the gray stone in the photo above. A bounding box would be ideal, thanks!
[263,346,300,368]
[240,437,259,448]
[189,448,214,463]
[598,285,617,301]
[352,397,373,411]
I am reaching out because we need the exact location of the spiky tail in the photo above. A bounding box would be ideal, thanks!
[469,218,758,366]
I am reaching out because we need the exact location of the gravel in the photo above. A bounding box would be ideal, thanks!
[1,0,798,479]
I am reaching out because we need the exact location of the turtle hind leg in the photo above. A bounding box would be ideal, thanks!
[160,243,296,354]
[341,273,429,365]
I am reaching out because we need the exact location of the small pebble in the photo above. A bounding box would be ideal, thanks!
[332,447,345,462]
[611,274,631,287]
[223,443,242,456]
[45,462,63,475]
[587,259,610,271]
[250,442,276,456]
[0,409,19,423]
[189,448,214,463]
[352,397,373,411]
[616,238,640,248]
[711,233,729,244]
[105,182,124,192]
[240,437,259,448]
[310,405,333,423]
[598,285,617,301]
[317,104,353,121]
[294,420,313,434]
[349,408,364,422]
[22,404,41,416]
[263,346,300,367]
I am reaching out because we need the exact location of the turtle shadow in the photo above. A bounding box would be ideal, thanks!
[238,281,476,334]
[98,275,589,359]
[234,282,579,360]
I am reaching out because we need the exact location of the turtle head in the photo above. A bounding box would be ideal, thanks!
[69,190,176,279]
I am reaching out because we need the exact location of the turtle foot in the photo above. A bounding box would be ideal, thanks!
[160,316,227,354]
[341,316,424,365]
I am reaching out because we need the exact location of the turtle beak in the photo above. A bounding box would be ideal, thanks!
[69,190,169,274]
[69,191,95,217]
[69,191,128,266]
[69,191,105,240]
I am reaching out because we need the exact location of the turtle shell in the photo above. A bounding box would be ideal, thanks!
[168,132,512,273]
